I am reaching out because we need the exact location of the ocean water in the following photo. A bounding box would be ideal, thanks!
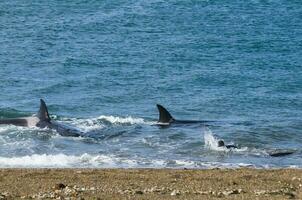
[0,0,301,168]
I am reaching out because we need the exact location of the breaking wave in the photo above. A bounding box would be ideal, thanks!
[50,115,153,134]
[0,153,261,168]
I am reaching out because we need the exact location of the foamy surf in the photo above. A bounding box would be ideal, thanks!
[60,115,154,127]
[55,115,154,134]
[0,153,294,169]
[0,125,42,133]
[96,115,154,125]
[0,153,261,168]
[0,154,133,168]
[60,118,104,133]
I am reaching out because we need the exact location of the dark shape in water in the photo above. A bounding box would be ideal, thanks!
[269,150,295,157]
[156,104,213,126]
[0,99,82,137]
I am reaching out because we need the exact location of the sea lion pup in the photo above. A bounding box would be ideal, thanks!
[217,140,238,149]
[217,140,295,157]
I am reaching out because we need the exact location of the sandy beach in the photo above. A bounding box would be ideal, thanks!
[0,168,301,199]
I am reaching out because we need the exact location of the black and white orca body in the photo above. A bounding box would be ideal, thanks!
[0,99,82,137]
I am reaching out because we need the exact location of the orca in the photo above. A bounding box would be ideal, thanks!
[0,99,82,137]
[156,104,212,126]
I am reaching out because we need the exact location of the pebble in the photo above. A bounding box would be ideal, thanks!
[217,192,224,197]
[254,190,267,195]
[220,189,242,196]
[55,189,62,194]
[0,192,10,200]
[135,190,144,195]
[145,186,162,193]
[292,177,301,181]
[170,190,180,196]
[222,191,233,196]
[54,183,66,190]
[194,191,210,195]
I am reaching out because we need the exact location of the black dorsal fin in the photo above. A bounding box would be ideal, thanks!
[38,99,51,122]
[157,104,175,124]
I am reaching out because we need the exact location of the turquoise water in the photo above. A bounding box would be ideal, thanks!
[0,0,301,168]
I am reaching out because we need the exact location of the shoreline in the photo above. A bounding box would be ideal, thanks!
[0,168,302,199]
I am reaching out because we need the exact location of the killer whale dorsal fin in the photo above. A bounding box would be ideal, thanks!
[38,99,51,122]
[156,104,175,124]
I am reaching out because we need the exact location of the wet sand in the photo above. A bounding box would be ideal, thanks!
[0,168,302,199]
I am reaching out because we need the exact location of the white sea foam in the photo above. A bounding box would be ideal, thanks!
[0,154,118,168]
[0,154,78,168]
[0,153,159,168]
[64,118,105,132]
[59,115,154,132]
[0,153,299,169]
[0,126,11,133]
[97,115,153,125]
[0,125,33,133]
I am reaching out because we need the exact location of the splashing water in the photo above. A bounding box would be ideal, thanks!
[204,128,227,151]
[97,115,154,125]
[203,128,249,153]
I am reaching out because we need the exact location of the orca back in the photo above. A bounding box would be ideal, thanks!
[38,99,51,122]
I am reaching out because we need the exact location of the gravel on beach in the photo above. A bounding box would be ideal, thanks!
[0,168,301,199]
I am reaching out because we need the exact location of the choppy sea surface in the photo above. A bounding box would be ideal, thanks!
[0,0,301,168]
